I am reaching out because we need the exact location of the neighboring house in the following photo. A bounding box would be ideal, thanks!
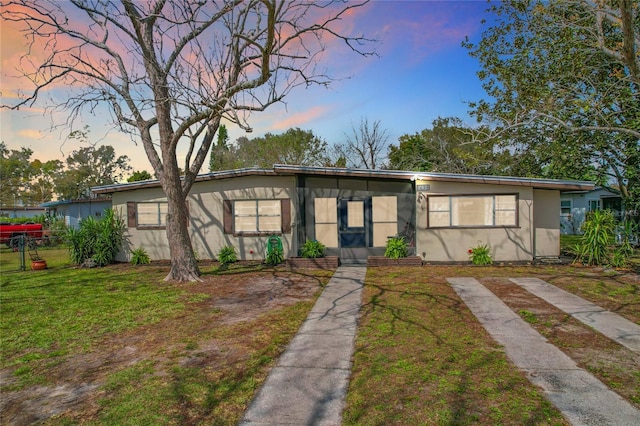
[92,165,594,264]
[41,198,113,229]
[0,206,46,219]
[560,187,623,235]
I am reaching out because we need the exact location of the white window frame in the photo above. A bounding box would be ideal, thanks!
[137,202,168,227]
[560,199,572,216]
[587,199,601,212]
[234,200,281,233]
[428,194,518,228]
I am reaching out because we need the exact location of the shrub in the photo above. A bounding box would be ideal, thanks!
[67,209,125,266]
[266,246,284,265]
[131,247,151,265]
[468,242,492,265]
[574,210,616,266]
[217,245,237,265]
[300,239,325,258]
[384,236,408,259]
[610,220,637,267]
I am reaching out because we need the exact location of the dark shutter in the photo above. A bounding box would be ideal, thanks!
[281,199,291,234]
[223,200,233,234]
[127,202,137,228]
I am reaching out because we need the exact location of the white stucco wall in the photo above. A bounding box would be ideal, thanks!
[111,175,296,262]
[415,180,551,262]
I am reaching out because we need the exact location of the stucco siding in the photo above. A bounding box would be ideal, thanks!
[112,176,296,262]
[534,189,560,257]
[415,180,535,262]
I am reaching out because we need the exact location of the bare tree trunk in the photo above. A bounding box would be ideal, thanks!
[163,170,201,282]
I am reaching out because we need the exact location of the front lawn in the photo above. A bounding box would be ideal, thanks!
[2,250,638,425]
[344,264,640,425]
[0,250,331,425]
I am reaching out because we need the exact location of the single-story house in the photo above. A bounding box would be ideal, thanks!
[92,165,594,264]
[41,197,113,229]
[560,187,623,234]
[0,205,46,219]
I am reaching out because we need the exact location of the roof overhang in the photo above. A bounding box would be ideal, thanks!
[92,165,595,194]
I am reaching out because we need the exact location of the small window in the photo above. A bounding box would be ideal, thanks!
[137,202,168,227]
[223,199,290,235]
[588,199,601,211]
[372,196,397,247]
[560,199,572,215]
[315,198,338,248]
[428,194,517,228]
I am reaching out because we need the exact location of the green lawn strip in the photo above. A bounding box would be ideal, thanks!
[545,271,640,325]
[344,267,567,425]
[1,256,199,388]
[559,234,581,255]
[49,301,318,426]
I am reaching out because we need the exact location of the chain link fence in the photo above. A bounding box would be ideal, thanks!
[1,231,68,271]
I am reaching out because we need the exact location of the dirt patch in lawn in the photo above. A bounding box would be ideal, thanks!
[480,277,640,409]
[0,265,330,426]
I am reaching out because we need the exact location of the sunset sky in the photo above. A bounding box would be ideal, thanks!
[0,1,491,173]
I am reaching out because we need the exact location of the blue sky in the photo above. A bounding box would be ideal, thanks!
[0,0,491,172]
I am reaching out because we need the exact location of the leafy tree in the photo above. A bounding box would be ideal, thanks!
[209,124,230,172]
[464,0,640,216]
[1,1,372,281]
[388,117,509,175]
[55,129,131,200]
[28,158,63,204]
[0,143,34,207]
[333,117,389,169]
[236,128,330,168]
[127,170,153,182]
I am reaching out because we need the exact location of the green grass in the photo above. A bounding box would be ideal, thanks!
[560,234,640,270]
[1,250,330,425]
[343,267,567,425]
[560,234,581,255]
[1,248,188,371]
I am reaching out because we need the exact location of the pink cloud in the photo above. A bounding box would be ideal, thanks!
[272,105,329,130]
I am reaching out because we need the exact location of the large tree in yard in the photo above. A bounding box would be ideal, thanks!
[464,0,640,217]
[1,0,372,281]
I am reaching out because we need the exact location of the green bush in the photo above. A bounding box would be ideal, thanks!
[67,209,125,266]
[300,239,325,258]
[575,210,616,266]
[384,236,408,259]
[217,245,237,265]
[468,242,493,265]
[610,220,637,267]
[131,247,151,265]
[266,246,284,265]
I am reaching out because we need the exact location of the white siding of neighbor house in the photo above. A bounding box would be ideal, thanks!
[111,176,296,262]
[415,180,548,262]
[560,188,621,235]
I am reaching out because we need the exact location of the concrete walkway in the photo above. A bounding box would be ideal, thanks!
[510,277,640,352]
[240,266,366,426]
[448,277,640,425]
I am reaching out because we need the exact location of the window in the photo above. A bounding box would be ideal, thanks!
[372,196,397,247]
[560,199,572,216]
[588,199,601,211]
[234,200,281,232]
[428,194,517,228]
[127,201,187,229]
[223,199,291,235]
[129,202,168,228]
[315,198,338,248]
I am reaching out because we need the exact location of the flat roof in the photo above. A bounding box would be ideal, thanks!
[92,165,595,194]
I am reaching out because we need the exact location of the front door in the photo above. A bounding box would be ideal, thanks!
[339,199,367,262]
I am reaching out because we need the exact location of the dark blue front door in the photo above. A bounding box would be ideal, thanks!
[339,199,366,248]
